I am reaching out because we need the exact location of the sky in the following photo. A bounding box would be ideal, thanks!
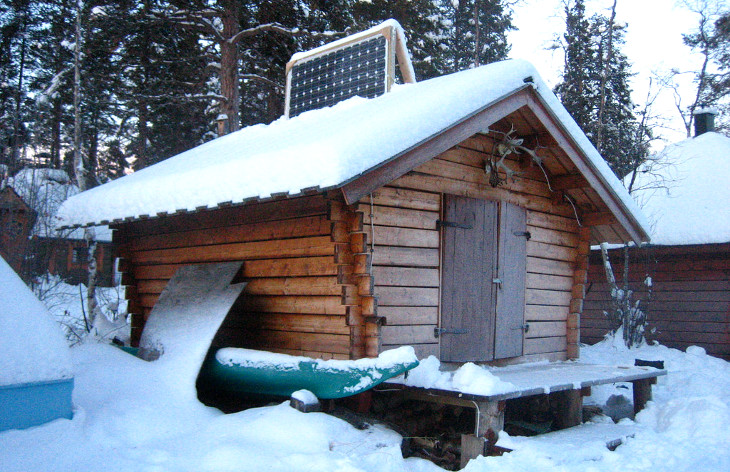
[509,0,715,149]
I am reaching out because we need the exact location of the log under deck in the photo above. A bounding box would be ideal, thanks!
[385,362,666,468]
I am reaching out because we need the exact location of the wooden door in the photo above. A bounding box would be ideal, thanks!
[494,201,527,359]
[440,195,498,362]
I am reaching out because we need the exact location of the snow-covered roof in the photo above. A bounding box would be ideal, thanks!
[55,59,649,242]
[0,255,73,386]
[6,168,112,241]
[628,132,730,246]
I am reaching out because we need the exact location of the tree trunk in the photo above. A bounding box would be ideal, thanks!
[219,1,241,133]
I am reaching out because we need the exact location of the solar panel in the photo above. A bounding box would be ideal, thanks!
[288,35,388,118]
[285,20,416,119]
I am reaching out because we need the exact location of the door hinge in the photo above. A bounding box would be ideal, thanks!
[434,327,468,338]
[437,219,472,230]
[511,324,530,333]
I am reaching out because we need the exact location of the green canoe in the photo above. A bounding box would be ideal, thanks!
[199,346,419,400]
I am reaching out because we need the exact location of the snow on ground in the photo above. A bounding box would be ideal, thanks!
[1,334,729,472]
[34,274,128,345]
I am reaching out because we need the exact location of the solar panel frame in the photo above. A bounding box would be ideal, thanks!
[285,28,395,119]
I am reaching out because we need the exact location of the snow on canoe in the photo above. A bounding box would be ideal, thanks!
[199,346,419,399]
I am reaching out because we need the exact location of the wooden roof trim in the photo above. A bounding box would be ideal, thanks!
[340,85,532,205]
[522,91,649,245]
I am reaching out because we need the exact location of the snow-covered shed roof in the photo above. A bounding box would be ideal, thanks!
[6,168,112,242]
[0,255,72,387]
[629,132,730,246]
[56,59,649,244]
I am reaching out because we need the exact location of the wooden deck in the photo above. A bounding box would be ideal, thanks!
[386,361,666,468]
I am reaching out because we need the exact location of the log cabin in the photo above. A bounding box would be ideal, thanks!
[0,186,36,277]
[56,59,650,367]
[584,114,730,360]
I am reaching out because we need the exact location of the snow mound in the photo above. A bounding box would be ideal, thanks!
[0,256,72,386]
[400,356,516,395]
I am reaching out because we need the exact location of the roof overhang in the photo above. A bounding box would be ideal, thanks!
[339,85,650,246]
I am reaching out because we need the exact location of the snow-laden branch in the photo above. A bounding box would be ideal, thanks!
[37,68,73,105]
[158,8,225,42]
[240,74,283,92]
[228,22,342,45]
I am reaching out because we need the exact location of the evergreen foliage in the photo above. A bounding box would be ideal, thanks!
[555,0,649,179]
[684,7,730,134]
[0,0,516,181]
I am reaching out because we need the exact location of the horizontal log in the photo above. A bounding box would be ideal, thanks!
[372,266,440,287]
[373,226,439,248]
[585,309,728,323]
[132,264,181,280]
[381,325,436,345]
[131,236,335,265]
[524,304,569,321]
[222,313,349,335]
[527,210,580,233]
[528,226,579,248]
[372,246,440,267]
[527,241,579,262]
[120,215,330,252]
[243,277,341,296]
[526,321,565,338]
[376,286,440,306]
[381,343,440,359]
[136,279,168,294]
[586,280,730,294]
[526,273,575,291]
[244,256,338,278]
[242,295,346,315]
[393,172,575,218]
[524,336,567,355]
[527,256,575,277]
[358,204,439,230]
[583,299,728,314]
[417,158,553,199]
[368,186,441,211]
[377,306,439,325]
[216,328,350,356]
[525,288,572,306]
[116,194,329,239]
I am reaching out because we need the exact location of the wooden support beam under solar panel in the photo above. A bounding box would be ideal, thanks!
[284,19,416,119]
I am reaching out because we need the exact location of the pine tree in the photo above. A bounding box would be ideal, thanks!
[555,0,647,178]
[684,6,730,134]
[442,0,514,73]
[350,0,450,80]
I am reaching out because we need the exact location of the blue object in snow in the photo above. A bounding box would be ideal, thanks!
[0,378,74,432]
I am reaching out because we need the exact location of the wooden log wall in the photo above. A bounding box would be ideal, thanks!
[361,134,585,362]
[583,244,730,360]
[359,186,442,359]
[115,194,357,360]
